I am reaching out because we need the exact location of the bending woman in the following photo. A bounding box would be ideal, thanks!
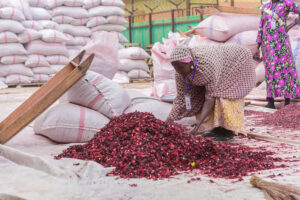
[166,44,256,142]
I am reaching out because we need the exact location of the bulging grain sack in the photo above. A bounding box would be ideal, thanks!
[0,0,32,20]
[32,67,56,75]
[0,64,33,77]
[0,80,7,89]
[88,6,125,17]
[32,74,49,83]
[119,47,150,60]
[1,55,27,65]
[86,16,107,28]
[30,7,51,20]
[0,20,25,33]
[124,99,172,121]
[83,0,101,9]
[5,74,33,84]
[38,20,61,30]
[0,7,25,21]
[152,79,177,99]
[118,33,128,43]
[60,24,91,37]
[34,103,110,143]
[66,71,131,118]
[255,62,265,84]
[188,35,219,48]
[101,0,125,7]
[50,65,64,72]
[26,40,69,56]
[83,31,120,79]
[64,0,85,7]
[112,71,130,84]
[46,55,69,65]
[0,43,26,57]
[28,0,49,8]
[128,69,151,79]
[22,20,43,31]
[70,18,89,26]
[18,29,42,43]
[40,29,69,43]
[91,24,126,33]
[47,0,64,8]
[0,32,19,43]
[52,15,74,24]
[226,30,258,55]
[25,55,50,68]
[53,6,89,19]
[66,36,90,46]
[107,16,127,24]
[194,13,260,42]
[119,59,149,72]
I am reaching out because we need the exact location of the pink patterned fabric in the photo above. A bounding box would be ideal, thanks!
[179,57,192,63]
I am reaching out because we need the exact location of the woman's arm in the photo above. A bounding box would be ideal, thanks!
[189,97,215,134]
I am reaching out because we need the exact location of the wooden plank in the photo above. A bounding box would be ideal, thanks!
[0,51,94,144]
[149,13,153,44]
[8,83,44,88]
[130,78,153,83]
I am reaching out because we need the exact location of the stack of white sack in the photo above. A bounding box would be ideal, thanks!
[0,0,34,85]
[25,0,68,82]
[34,70,131,143]
[116,47,151,82]
[85,0,128,42]
[50,0,91,57]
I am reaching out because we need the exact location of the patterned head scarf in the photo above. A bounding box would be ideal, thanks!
[170,45,193,63]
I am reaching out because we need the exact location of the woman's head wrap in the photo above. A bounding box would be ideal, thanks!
[170,45,193,63]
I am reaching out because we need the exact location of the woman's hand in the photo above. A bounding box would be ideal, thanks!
[189,123,204,135]
[253,44,261,60]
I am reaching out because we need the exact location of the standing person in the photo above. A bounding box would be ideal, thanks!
[255,0,300,109]
[166,44,256,142]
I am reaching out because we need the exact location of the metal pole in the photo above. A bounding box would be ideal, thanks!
[186,0,190,16]
[131,0,134,23]
[231,0,234,7]
[149,13,152,44]
[171,9,175,32]
[129,16,132,43]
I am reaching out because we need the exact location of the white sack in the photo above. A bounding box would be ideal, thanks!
[71,18,89,26]
[226,30,258,55]
[26,40,69,56]
[119,47,150,60]
[34,103,109,143]
[88,6,125,17]
[40,29,69,43]
[66,71,131,118]
[52,15,74,24]
[0,0,32,20]
[38,20,60,30]
[1,55,27,65]
[5,74,33,84]
[64,0,84,7]
[28,0,49,8]
[0,43,26,57]
[18,29,42,43]
[25,55,50,68]
[86,16,107,28]
[118,33,128,43]
[22,20,43,31]
[0,64,33,77]
[46,55,69,65]
[31,7,51,20]
[53,6,89,19]
[50,64,64,72]
[128,69,151,79]
[66,36,90,46]
[112,71,129,84]
[47,0,64,8]
[107,16,127,25]
[188,35,219,48]
[32,74,50,83]
[0,80,8,89]
[0,32,19,43]
[0,7,25,21]
[119,59,149,72]
[194,13,260,42]
[83,0,101,9]
[83,31,119,79]
[60,24,91,37]
[0,20,25,33]
[32,67,56,75]
[124,99,172,121]
[91,24,126,33]
[101,0,125,7]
